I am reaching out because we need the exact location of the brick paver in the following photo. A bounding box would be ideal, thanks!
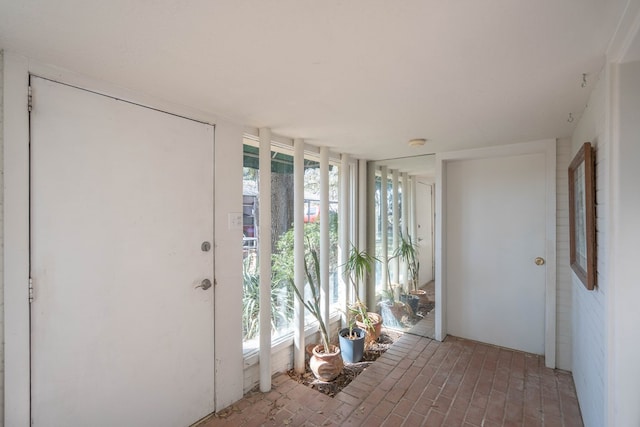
[198,333,583,426]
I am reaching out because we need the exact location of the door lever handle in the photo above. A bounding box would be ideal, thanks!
[196,278,212,290]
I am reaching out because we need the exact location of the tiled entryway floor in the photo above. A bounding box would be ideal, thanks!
[199,334,583,426]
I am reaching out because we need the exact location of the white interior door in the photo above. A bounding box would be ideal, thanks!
[30,77,215,427]
[445,152,547,354]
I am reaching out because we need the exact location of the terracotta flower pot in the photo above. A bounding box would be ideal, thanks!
[309,344,343,382]
[409,289,429,305]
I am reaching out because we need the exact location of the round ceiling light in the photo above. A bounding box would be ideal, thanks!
[408,138,427,147]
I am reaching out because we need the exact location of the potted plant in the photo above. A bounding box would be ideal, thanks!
[395,233,425,308]
[289,245,343,381]
[338,318,366,363]
[378,252,412,328]
[343,244,383,346]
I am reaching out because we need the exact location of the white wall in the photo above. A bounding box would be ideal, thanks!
[0,49,5,425]
[213,121,245,411]
[570,68,608,427]
[555,138,572,371]
[2,52,30,427]
[610,59,640,427]
[1,52,245,424]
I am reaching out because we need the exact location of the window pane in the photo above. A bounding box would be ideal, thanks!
[303,160,320,325]
[243,144,297,347]
[242,144,343,348]
[329,164,340,309]
[242,144,260,347]
[270,150,295,340]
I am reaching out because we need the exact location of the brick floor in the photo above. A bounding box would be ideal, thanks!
[197,334,583,426]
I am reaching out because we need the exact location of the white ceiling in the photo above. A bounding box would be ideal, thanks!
[0,1,630,161]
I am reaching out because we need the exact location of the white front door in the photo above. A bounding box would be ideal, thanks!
[30,77,215,426]
[444,151,548,354]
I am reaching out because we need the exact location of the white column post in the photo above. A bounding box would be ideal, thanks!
[392,169,399,287]
[358,159,368,302]
[401,172,409,290]
[340,154,350,317]
[258,128,272,392]
[320,147,330,343]
[293,138,305,374]
[380,166,389,294]
[411,178,418,251]
[366,163,377,310]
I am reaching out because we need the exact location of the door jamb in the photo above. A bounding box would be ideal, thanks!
[434,139,557,368]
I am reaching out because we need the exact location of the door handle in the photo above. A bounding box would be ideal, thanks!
[534,257,545,266]
[196,279,212,290]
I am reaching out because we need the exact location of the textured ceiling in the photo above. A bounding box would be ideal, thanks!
[0,1,629,162]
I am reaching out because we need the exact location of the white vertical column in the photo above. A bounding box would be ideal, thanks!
[358,159,368,302]
[340,154,350,316]
[430,183,435,280]
[293,138,305,374]
[392,169,399,286]
[401,172,409,290]
[411,178,419,287]
[320,147,330,343]
[366,163,377,310]
[258,128,272,392]
[411,178,418,250]
[380,166,389,292]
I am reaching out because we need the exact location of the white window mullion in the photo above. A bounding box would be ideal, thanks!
[367,163,377,309]
[401,172,409,290]
[293,138,305,373]
[258,128,272,392]
[392,169,399,286]
[358,159,368,302]
[340,154,350,319]
[380,166,388,293]
[320,147,330,340]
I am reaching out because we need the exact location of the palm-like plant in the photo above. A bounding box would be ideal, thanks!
[394,233,420,290]
[343,244,379,336]
[288,245,332,353]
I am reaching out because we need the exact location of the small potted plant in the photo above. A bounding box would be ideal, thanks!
[395,233,424,310]
[289,245,343,381]
[338,313,366,363]
[379,252,412,327]
[343,244,383,346]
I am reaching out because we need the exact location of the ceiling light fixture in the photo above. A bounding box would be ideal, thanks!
[408,138,427,147]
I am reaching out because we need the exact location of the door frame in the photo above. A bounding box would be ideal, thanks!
[2,53,245,426]
[434,139,557,368]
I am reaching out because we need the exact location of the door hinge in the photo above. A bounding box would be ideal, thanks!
[29,277,34,303]
[28,86,33,112]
